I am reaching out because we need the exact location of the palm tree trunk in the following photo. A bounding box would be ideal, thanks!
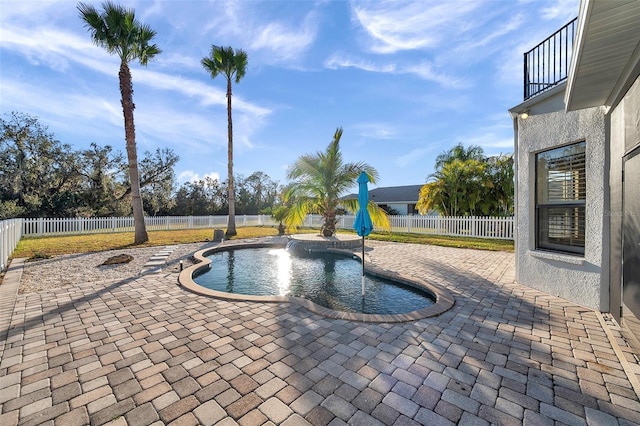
[323,209,337,237]
[119,61,148,244]
[226,78,237,237]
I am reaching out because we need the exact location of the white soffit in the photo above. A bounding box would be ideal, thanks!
[565,0,640,111]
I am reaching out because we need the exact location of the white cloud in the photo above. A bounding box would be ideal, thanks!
[155,52,203,73]
[324,53,467,88]
[248,18,318,63]
[0,0,70,23]
[133,102,225,152]
[324,53,396,73]
[178,170,221,184]
[139,0,166,21]
[353,123,397,140]
[351,0,481,54]
[202,0,319,65]
[404,62,470,89]
[454,14,525,55]
[1,78,122,132]
[394,147,430,168]
[540,0,579,21]
[0,19,272,146]
[0,25,111,73]
[1,19,272,118]
[460,126,515,152]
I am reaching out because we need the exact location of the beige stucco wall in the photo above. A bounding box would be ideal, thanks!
[514,89,608,310]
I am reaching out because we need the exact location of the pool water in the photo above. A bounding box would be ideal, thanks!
[193,248,434,315]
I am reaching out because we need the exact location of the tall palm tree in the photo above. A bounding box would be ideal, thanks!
[78,1,161,244]
[285,128,389,236]
[201,45,248,238]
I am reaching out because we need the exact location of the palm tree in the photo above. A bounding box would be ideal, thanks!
[285,128,389,236]
[417,158,488,216]
[434,142,485,171]
[78,1,161,244]
[201,45,248,238]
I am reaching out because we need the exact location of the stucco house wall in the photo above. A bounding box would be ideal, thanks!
[514,89,608,310]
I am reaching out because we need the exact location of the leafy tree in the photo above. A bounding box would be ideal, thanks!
[170,176,227,216]
[78,1,161,244]
[139,148,179,216]
[285,127,389,236]
[235,171,279,215]
[76,142,127,217]
[421,159,487,216]
[434,142,485,170]
[417,143,514,216]
[483,154,514,216]
[0,200,24,220]
[0,112,80,218]
[201,45,248,238]
[1,112,180,219]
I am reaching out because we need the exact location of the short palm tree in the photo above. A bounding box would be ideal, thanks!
[201,45,248,238]
[417,158,487,216]
[285,128,389,236]
[78,1,161,244]
[434,142,485,170]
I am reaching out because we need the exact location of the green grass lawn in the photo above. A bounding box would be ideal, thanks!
[11,226,513,260]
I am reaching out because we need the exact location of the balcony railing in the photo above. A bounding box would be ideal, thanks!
[524,18,577,100]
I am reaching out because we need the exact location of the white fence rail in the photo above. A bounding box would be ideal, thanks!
[20,214,514,239]
[389,215,514,239]
[21,215,278,236]
[309,214,514,240]
[1,219,23,271]
[1,214,513,271]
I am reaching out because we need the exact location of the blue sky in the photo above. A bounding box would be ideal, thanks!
[1,0,578,190]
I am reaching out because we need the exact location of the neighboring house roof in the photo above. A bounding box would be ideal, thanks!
[343,185,424,203]
[565,0,640,111]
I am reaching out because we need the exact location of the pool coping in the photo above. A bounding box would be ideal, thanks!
[178,240,454,323]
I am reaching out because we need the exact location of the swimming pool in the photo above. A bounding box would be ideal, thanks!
[179,240,454,322]
[192,247,435,315]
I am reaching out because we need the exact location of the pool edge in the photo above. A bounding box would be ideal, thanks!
[178,240,455,323]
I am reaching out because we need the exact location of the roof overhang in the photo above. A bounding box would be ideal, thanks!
[565,0,640,111]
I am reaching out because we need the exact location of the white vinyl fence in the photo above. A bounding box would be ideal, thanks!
[1,219,23,271]
[1,214,514,271]
[18,214,514,239]
[300,214,513,239]
[389,215,514,239]
[21,215,278,236]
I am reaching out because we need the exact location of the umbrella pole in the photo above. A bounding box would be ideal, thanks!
[361,235,365,296]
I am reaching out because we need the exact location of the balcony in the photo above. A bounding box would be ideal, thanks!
[524,18,577,100]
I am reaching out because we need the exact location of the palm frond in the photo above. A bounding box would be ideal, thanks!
[78,1,160,65]
[285,127,387,235]
[202,45,247,84]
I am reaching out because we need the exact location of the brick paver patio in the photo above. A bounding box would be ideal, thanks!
[1,240,639,425]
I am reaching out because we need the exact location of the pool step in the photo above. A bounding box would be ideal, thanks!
[140,246,178,275]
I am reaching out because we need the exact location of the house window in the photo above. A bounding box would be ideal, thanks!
[536,141,586,255]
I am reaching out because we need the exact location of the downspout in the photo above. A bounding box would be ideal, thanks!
[510,111,519,283]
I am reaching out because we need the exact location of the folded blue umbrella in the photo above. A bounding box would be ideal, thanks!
[354,171,373,296]
[353,171,373,237]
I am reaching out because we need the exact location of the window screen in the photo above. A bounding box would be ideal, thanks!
[536,141,586,255]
